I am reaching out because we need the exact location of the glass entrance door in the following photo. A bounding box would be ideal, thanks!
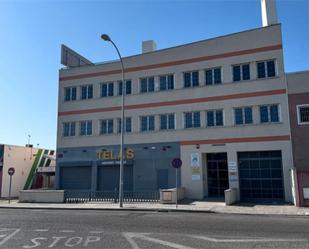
[207,153,229,197]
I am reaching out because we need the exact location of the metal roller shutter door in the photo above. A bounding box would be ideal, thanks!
[60,166,92,190]
[97,165,133,191]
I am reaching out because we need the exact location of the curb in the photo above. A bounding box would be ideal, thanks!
[0,204,308,217]
[0,205,215,214]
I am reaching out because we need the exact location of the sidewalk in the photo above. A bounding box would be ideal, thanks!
[1,199,309,216]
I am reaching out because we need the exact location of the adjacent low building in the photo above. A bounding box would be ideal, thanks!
[55,0,303,203]
[0,144,55,198]
[287,71,309,206]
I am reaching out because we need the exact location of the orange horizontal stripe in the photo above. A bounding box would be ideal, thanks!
[58,88,286,116]
[60,44,282,82]
[181,135,291,146]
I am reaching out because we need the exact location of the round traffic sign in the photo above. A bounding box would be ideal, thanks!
[171,158,182,169]
[8,167,15,176]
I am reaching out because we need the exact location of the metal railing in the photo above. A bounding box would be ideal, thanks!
[64,189,160,203]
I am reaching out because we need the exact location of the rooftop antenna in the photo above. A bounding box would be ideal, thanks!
[27,134,31,146]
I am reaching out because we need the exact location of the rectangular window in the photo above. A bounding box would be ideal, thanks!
[159,75,174,91]
[184,71,199,88]
[297,104,309,125]
[100,119,114,135]
[64,87,77,101]
[233,64,250,82]
[160,114,175,130]
[205,68,222,85]
[260,105,280,123]
[207,110,224,127]
[117,117,132,133]
[140,116,155,132]
[184,112,200,128]
[118,80,132,95]
[80,120,92,136]
[63,122,76,137]
[101,82,114,97]
[234,107,253,125]
[81,85,93,100]
[140,77,155,93]
[257,60,276,79]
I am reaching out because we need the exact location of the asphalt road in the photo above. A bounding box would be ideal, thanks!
[0,208,308,249]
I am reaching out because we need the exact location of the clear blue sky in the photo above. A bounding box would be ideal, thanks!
[0,0,308,149]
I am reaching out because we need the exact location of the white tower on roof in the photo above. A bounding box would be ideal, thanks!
[261,0,278,27]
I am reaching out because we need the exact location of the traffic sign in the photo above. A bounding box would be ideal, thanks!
[8,167,15,176]
[172,158,182,169]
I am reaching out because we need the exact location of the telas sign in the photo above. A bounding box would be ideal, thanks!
[96,148,134,160]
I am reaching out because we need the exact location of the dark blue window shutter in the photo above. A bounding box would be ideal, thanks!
[207,111,214,127]
[260,106,269,123]
[160,115,167,130]
[205,70,213,85]
[267,61,276,77]
[233,66,241,82]
[257,62,266,78]
[235,108,243,125]
[214,68,221,84]
[270,105,279,122]
[242,64,250,80]
[216,110,223,126]
[244,107,253,124]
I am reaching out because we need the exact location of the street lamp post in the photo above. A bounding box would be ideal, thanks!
[101,34,125,208]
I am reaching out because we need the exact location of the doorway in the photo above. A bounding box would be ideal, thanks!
[207,153,229,197]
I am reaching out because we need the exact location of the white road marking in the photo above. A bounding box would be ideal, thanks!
[59,230,75,233]
[83,236,100,246]
[34,229,49,232]
[23,237,48,248]
[89,231,104,234]
[48,236,66,248]
[123,232,195,249]
[64,237,83,247]
[189,235,308,243]
[0,228,21,246]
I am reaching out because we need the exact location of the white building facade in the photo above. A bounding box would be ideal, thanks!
[57,18,295,202]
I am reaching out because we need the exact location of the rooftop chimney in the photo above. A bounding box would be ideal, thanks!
[261,0,278,27]
[142,40,157,53]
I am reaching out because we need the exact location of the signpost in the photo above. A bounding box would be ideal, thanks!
[7,167,15,204]
[171,158,182,208]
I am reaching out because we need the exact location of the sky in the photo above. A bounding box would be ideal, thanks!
[0,0,308,149]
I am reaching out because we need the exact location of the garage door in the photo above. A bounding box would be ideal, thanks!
[238,151,284,201]
[60,166,92,190]
[97,165,133,191]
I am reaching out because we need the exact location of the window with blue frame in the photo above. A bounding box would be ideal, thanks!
[233,64,250,82]
[257,60,276,79]
[207,110,224,127]
[140,116,155,132]
[63,122,76,137]
[205,68,222,85]
[117,117,132,133]
[140,77,155,93]
[159,75,174,91]
[118,80,132,95]
[234,107,253,125]
[160,114,175,130]
[184,112,200,128]
[64,87,76,101]
[100,119,114,134]
[260,105,280,123]
[81,85,93,100]
[80,120,92,136]
[101,82,114,97]
[184,71,199,88]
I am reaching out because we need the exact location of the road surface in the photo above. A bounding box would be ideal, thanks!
[0,208,308,248]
